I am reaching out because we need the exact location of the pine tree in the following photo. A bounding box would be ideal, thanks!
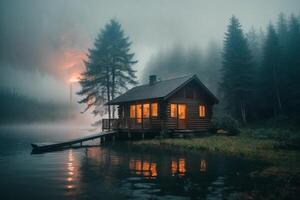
[260,23,283,118]
[286,15,300,114]
[246,27,263,66]
[277,13,289,52]
[78,19,137,125]
[220,16,254,123]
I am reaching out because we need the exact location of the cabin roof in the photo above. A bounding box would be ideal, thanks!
[106,74,219,105]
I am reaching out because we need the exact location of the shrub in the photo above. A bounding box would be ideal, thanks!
[210,114,240,135]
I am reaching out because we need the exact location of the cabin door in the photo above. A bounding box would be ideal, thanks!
[177,104,186,129]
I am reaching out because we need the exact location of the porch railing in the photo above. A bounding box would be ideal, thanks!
[102,118,155,130]
[102,118,119,130]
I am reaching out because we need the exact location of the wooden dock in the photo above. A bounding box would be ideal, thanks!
[31,130,116,153]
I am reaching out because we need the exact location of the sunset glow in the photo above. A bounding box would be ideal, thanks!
[69,77,80,83]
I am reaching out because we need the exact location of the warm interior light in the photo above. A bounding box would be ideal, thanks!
[151,103,158,117]
[178,104,186,119]
[130,105,136,118]
[136,104,142,123]
[143,104,150,118]
[171,104,177,118]
[199,105,206,117]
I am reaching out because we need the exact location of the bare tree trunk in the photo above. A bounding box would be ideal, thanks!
[240,102,247,124]
[111,63,115,119]
[276,89,282,113]
[273,65,282,118]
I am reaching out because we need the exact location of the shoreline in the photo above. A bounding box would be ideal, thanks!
[133,134,300,177]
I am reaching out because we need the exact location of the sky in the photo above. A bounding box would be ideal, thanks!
[0,0,299,103]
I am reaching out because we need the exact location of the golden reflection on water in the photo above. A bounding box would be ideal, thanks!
[200,160,207,172]
[66,149,76,190]
[171,160,177,175]
[129,159,157,179]
[171,159,186,177]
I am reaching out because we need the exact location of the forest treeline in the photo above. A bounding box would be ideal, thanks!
[144,13,300,124]
[221,13,300,123]
[0,90,74,124]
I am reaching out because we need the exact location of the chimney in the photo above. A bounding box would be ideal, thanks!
[149,75,157,85]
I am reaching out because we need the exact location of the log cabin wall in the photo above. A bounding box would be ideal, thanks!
[166,80,214,130]
[120,100,162,130]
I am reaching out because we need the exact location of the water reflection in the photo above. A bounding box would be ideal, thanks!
[200,159,207,172]
[56,145,261,199]
[129,159,157,179]
[171,158,186,177]
[66,150,76,190]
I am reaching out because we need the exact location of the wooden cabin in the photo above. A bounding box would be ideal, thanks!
[103,75,218,134]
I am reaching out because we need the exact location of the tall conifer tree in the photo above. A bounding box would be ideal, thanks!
[286,15,300,114]
[260,24,283,118]
[220,16,254,123]
[78,19,137,125]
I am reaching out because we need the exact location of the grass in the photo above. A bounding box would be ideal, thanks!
[134,129,300,176]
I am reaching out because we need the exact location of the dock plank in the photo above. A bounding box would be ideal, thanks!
[31,131,116,152]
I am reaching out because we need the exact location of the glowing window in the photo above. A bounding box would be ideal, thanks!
[151,103,158,117]
[136,104,142,123]
[178,104,186,119]
[170,104,177,118]
[130,105,136,118]
[199,105,206,117]
[143,104,150,118]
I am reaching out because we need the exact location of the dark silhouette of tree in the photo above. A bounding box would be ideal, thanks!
[286,15,300,114]
[259,23,283,118]
[220,16,254,123]
[78,19,137,125]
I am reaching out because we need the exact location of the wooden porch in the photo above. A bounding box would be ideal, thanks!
[102,118,160,131]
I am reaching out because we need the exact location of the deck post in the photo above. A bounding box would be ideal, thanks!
[102,119,104,131]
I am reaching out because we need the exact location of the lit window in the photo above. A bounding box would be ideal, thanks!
[151,103,158,117]
[136,104,142,123]
[199,105,206,117]
[130,105,136,118]
[170,104,177,118]
[178,104,186,119]
[143,104,150,118]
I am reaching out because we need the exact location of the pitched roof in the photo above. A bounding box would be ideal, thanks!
[106,74,218,105]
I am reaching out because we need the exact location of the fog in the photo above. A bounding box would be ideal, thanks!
[0,0,299,123]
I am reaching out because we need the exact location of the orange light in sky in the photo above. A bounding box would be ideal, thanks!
[69,77,80,83]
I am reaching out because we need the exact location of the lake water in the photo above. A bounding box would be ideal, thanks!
[0,125,266,200]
